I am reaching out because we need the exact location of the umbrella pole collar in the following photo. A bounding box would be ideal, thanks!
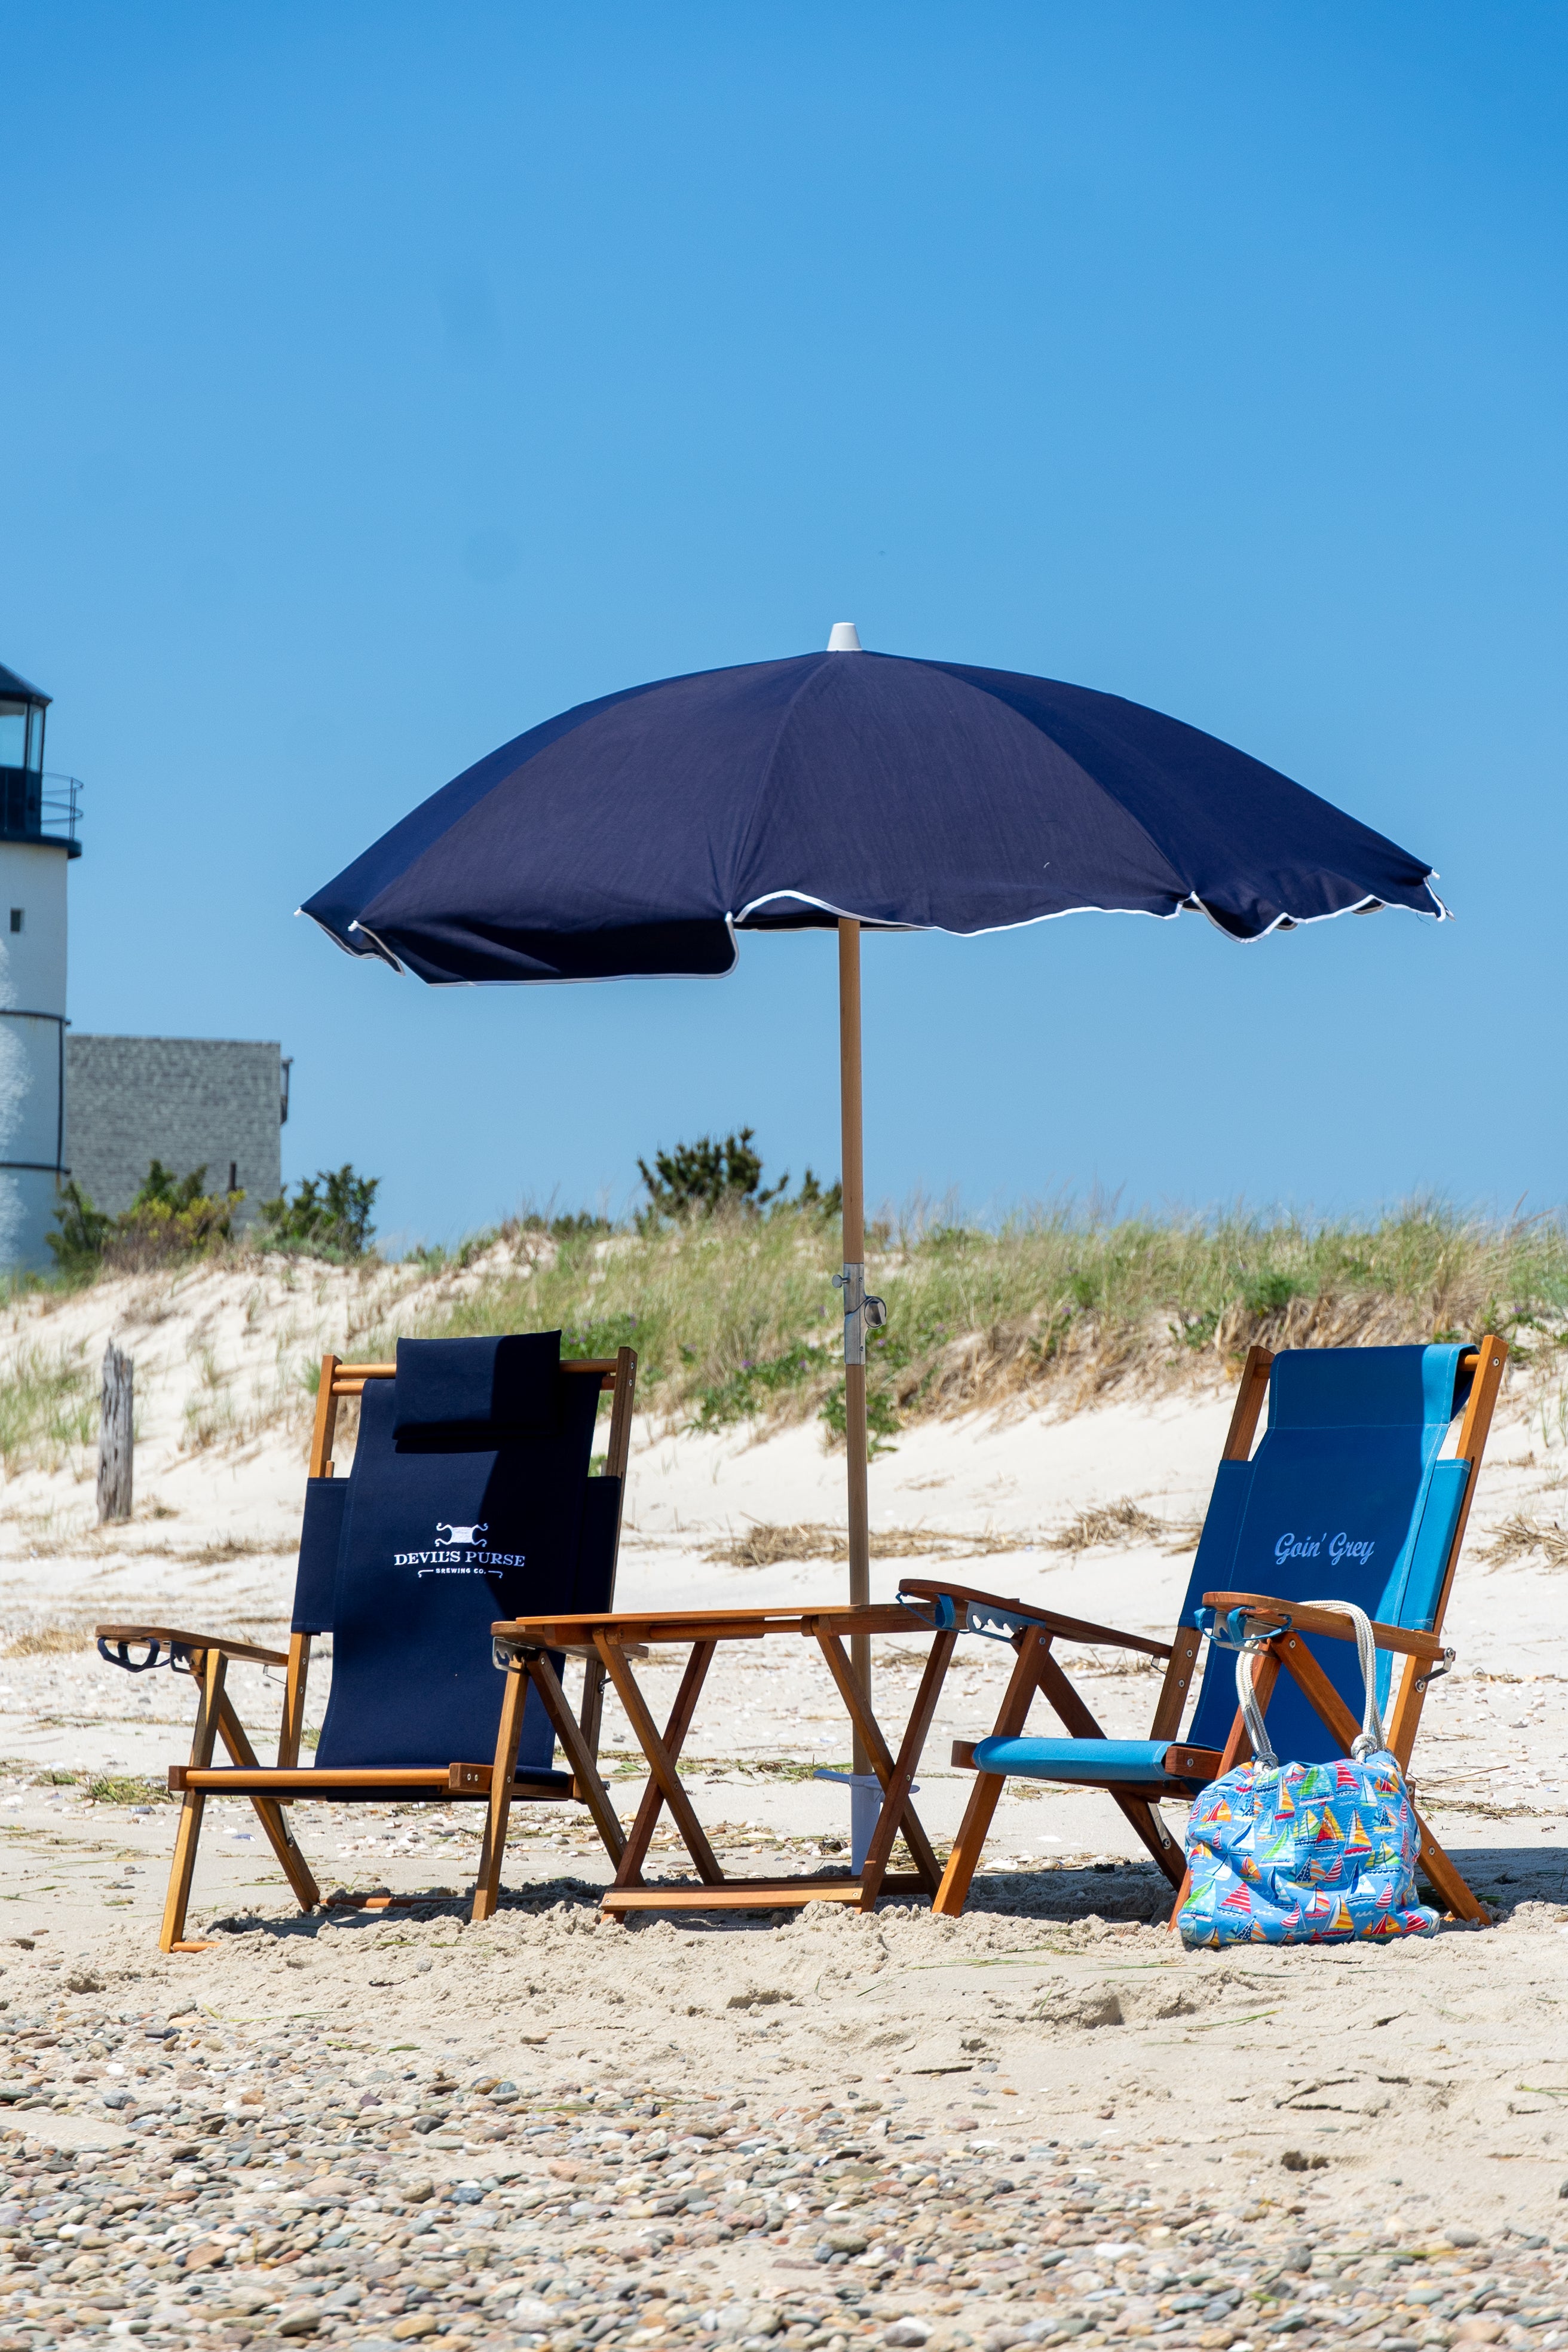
[837,1261,866,1366]
[835,1262,887,1367]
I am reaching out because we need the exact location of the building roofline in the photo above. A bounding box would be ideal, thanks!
[67,1034,282,1048]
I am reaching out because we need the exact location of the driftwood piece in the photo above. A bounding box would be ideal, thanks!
[97,1343,133,1523]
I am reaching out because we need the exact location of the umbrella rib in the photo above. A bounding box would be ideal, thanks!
[725,654,850,915]
[914,663,1447,930]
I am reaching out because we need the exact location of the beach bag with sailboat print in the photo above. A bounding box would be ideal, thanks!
[1178,1600,1440,1949]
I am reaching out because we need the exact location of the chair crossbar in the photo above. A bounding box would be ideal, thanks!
[169,1768,575,1807]
[330,1358,623,1396]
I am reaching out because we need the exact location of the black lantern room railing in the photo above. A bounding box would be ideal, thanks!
[0,770,82,856]
[0,667,79,856]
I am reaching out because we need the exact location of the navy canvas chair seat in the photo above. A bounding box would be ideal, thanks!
[97,1332,637,1952]
[902,1338,1506,1922]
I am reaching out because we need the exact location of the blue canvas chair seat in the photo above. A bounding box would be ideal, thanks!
[902,1339,1506,1922]
[970,1736,1202,1788]
[97,1332,638,1951]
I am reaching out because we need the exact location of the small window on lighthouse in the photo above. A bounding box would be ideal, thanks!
[7,911,21,935]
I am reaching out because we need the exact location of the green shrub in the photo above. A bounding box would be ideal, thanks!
[638,1128,785,1221]
[49,1161,241,1276]
[636,1129,838,1226]
[46,1182,112,1277]
[561,1309,645,1365]
[108,1161,243,1269]
[693,1342,826,1432]
[817,1375,904,1455]
[260,1165,378,1260]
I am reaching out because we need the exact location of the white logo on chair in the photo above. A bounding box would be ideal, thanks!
[1275,1530,1376,1569]
[393,1519,527,1575]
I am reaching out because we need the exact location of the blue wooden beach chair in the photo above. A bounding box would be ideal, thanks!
[902,1336,1506,1922]
[97,1331,636,1950]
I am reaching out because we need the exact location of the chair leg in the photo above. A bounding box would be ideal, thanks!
[933,1771,1009,1916]
[215,1693,319,1916]
[1114,1797,1185,1888]
[471,1659,531,1923]
[159,1649,226,1953]
[277,1633,312,1770]
[933,1626,1055,1918]
[160,1791,208,1953]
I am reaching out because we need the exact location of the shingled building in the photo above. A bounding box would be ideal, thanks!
[65,1036,289,1226]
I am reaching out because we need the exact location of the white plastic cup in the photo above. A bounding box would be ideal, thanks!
[813,1767,918,1875]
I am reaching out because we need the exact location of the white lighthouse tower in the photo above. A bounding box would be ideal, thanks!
[0,662,79,1272]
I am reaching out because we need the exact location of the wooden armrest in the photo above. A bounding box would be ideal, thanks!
[95,1624,290,1669]
[898,1578,1173,1662]
[492,1604,915,1643]
[1201,1592,1448,1662]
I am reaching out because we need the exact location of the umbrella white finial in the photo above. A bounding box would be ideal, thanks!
[826,621,862,652]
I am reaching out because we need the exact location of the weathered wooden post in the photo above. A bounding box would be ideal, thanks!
[97,1343,133,1524]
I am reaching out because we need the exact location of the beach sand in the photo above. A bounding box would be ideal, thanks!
[0,1259,1563,2341]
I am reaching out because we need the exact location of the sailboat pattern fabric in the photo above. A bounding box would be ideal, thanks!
[1179,1751,1439,1947]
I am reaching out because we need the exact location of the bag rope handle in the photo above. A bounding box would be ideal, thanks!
[1233,1597,1386,1772]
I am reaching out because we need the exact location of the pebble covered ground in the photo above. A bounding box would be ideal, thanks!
[0,1967,1563,2352]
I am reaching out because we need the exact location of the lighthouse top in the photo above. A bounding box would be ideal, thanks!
[0,659,78,858]
[0,662,48,707]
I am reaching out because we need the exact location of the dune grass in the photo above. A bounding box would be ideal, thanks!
[416,1200,1566,1444]
[3,1624,92,1658]
[84,1774,170,1806]
[0,1345,96,1474]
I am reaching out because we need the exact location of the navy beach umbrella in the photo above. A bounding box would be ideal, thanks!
[304,624,1447,1724]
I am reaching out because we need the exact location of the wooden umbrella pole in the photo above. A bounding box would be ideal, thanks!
[838,917,872,1776]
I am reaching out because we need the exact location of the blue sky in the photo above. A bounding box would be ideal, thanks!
[1,4,1563,1249]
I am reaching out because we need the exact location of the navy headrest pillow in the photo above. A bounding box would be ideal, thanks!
[392,1331,562,1435]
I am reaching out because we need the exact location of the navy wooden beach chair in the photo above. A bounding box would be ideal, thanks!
[902,1337,1506,1923]
[97,1331,636,1951]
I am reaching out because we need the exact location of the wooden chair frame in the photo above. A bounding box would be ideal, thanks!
[928,1335,1508,1923]
[97,1345,636,1952]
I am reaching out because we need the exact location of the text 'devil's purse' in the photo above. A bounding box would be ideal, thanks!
[1180,1600,1440,1949]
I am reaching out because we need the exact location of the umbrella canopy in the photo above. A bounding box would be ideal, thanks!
[304,630,1447,1808]
[303,643,1445,982]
